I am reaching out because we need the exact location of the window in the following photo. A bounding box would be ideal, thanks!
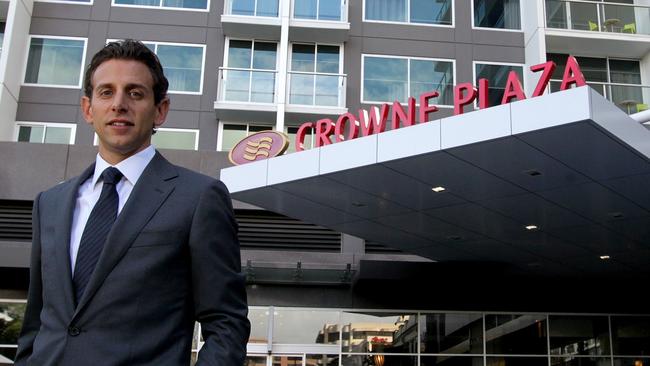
[113,0,208,10]
[289,44,343,107]
[362,55,454,105]
[474,62,524,107]
[37,0,92,3]
[142,42,205,93]
[0,22,5,55]
[547,53,646,114]
[24,36,86,88]
[15,122,76,144]
[286,125,314,152]
[473,0,521,30]
[222,40,277,103]
[228,0,278,16]
[294,0,341,21]
[219,123,272,151]
[364,0,452,25]
[152,128,199,150]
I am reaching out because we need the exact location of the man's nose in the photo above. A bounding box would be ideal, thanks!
[111,91,128,112]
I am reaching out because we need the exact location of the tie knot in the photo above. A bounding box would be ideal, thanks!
[102,167,123,185]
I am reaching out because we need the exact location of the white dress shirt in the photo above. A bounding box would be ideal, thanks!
[69,145,156,274]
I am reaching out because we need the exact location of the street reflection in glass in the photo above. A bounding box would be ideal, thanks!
[248,307,270,343]
[341,311,418,353]
[274,308,340,344]
[485,314,547,355]
[307,354,339,366]
[341,354,417,366]
[549,315,610,356]
[611,316,650,356]
[551,356,613,366]
[421,356,483,366]
[420,313,483,354]
[486,356,548,366]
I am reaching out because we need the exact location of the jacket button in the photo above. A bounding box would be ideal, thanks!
[68,326,81,336]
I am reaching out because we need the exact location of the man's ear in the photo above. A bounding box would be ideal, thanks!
[154,97,170,128]
[81,96,94,125]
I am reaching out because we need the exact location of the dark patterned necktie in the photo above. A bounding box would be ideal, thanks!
[73,167,123,303]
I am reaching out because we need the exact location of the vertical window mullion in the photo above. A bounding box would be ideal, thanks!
[312,45,318,105]
[249,41,255,102]
[41,126,47,143]
[406,58,411,102]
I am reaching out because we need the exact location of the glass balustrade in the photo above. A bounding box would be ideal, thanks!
[545,0,650,35]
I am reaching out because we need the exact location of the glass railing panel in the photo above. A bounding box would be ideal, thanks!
[545,0,650,35]
[294,0,344,21]
[227,0,279,17]
[550,81,650,114]
[219,67,277,104]
[288,72,346,107]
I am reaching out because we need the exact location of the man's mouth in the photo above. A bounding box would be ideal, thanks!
[108,120,133,127]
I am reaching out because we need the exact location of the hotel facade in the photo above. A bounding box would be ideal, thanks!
[1,0,650,365]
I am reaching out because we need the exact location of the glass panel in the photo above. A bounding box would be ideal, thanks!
[228,40,253,68]
[115,0,160,5]
[249,125,269,133]
[609,60,641,84]
[307,354,339,366]
[0,302,27,346]
[292,44,316,72]
[316,45,340,73]
[341,355,417,366]
[253,42,277,70]
[156,45,203,92]
[420,313,483,354]
[601,3,636,34]
[287,126,313,153]
[364,57,408,103]
[273,356,302,366]
[366,0,407,22]
[251,71,275,102]
[0,347,17,363]
[248,307,270,344]
[485,314,547,354]
[421,356,484,366]
[549,315,611,356]
[246,355,268,366]
[410,60,454,106]
[162,0,208,9]
[273,309,339,344]
[221,124,247,151]
[551,357,613,366]
[17,125,45,143]
[225,70,252,101]
[614,358,650,366]
[151,130,197,150]
[610,85,644,113]
[25,38,85,86]
[232,0,255,15]
[315,74,339,106]
[474,0,521,29]
[320,0,341,21]
[545,0,568,29]
[44,126,72,144]
[0,22,5,55]
[257,0,279,17]
[341,311,418,353]
[569,2,599,31]
[295,0,317,19]
[411,0,453,25]
[475,63,524,107]
[486,357,548,366]
[290,73,315,105]
[611,316,650,356]
[546,54,607,82]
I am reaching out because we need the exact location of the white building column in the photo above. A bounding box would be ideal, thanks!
[521,0,548,97]
[0,0,33,141]
[274,0,290,133]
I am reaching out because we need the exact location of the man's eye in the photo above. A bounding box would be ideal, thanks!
[98,90,112,97]
[129,91,143,98]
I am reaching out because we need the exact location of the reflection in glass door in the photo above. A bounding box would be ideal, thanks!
[273,355,303,366]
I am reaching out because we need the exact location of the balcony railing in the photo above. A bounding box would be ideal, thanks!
[287,71,347,108]
[292,0,348,22]
[217,67,278,104]
[545,0,650,35]
[551,80,650,114]
[225,0,279,17]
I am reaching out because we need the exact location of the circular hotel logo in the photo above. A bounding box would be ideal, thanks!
[228,130,289,165]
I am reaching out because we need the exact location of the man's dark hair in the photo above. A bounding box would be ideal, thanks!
[83,39,169,105]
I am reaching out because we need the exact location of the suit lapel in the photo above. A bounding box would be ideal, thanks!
[54,164,95,316]
[73,153,178,316]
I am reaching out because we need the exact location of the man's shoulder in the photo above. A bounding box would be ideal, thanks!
[162,158,229,193]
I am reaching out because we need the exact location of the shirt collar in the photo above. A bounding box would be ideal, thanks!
[92,145,156,187]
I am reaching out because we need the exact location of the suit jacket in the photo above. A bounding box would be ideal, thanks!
[15,152,250,366]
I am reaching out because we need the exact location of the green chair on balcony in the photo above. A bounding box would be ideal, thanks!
[588,20,599,31]
[637,103,648,112]
[622,23,636,34]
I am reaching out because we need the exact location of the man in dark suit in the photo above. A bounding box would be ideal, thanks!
[15,39,250,365]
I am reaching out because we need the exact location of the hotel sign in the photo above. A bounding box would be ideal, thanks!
[230,56,585,164]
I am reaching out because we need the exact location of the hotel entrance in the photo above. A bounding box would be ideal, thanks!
[245,354,339,366]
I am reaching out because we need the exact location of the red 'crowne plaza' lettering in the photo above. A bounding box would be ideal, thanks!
[294,56,586,152]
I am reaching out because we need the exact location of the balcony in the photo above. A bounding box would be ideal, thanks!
[214,67,278,122]
[289,0,350,43]
[552,80,650,115]
[286,71,347,122]
[221,0,281,39]
[544,0,650,58]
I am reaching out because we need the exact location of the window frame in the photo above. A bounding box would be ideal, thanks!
[14,121,77,144]
[471,0,523,32]
[472,60,526,107]
[287,42,345,107]
[111,0,210,12]
[362,0,455,28]
[151,127,200,150]
[35,0,93,5]
[22,35,88,89]
[361,53,456,107]
[217,121,275,151]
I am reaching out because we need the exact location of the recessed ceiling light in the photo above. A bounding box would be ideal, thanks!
[431,186,446,193]
[523,169,542,177]
[600,255,610,260]
[608,212,625,219]
[351,202,366,207]
[525,225,539,231]
[446,235,462,241]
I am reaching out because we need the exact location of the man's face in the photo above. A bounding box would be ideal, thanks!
[81,59,169,165]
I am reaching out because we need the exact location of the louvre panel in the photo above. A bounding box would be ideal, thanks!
[365,240,403,254]
[0,200,33,241]
[235,209,341,252]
